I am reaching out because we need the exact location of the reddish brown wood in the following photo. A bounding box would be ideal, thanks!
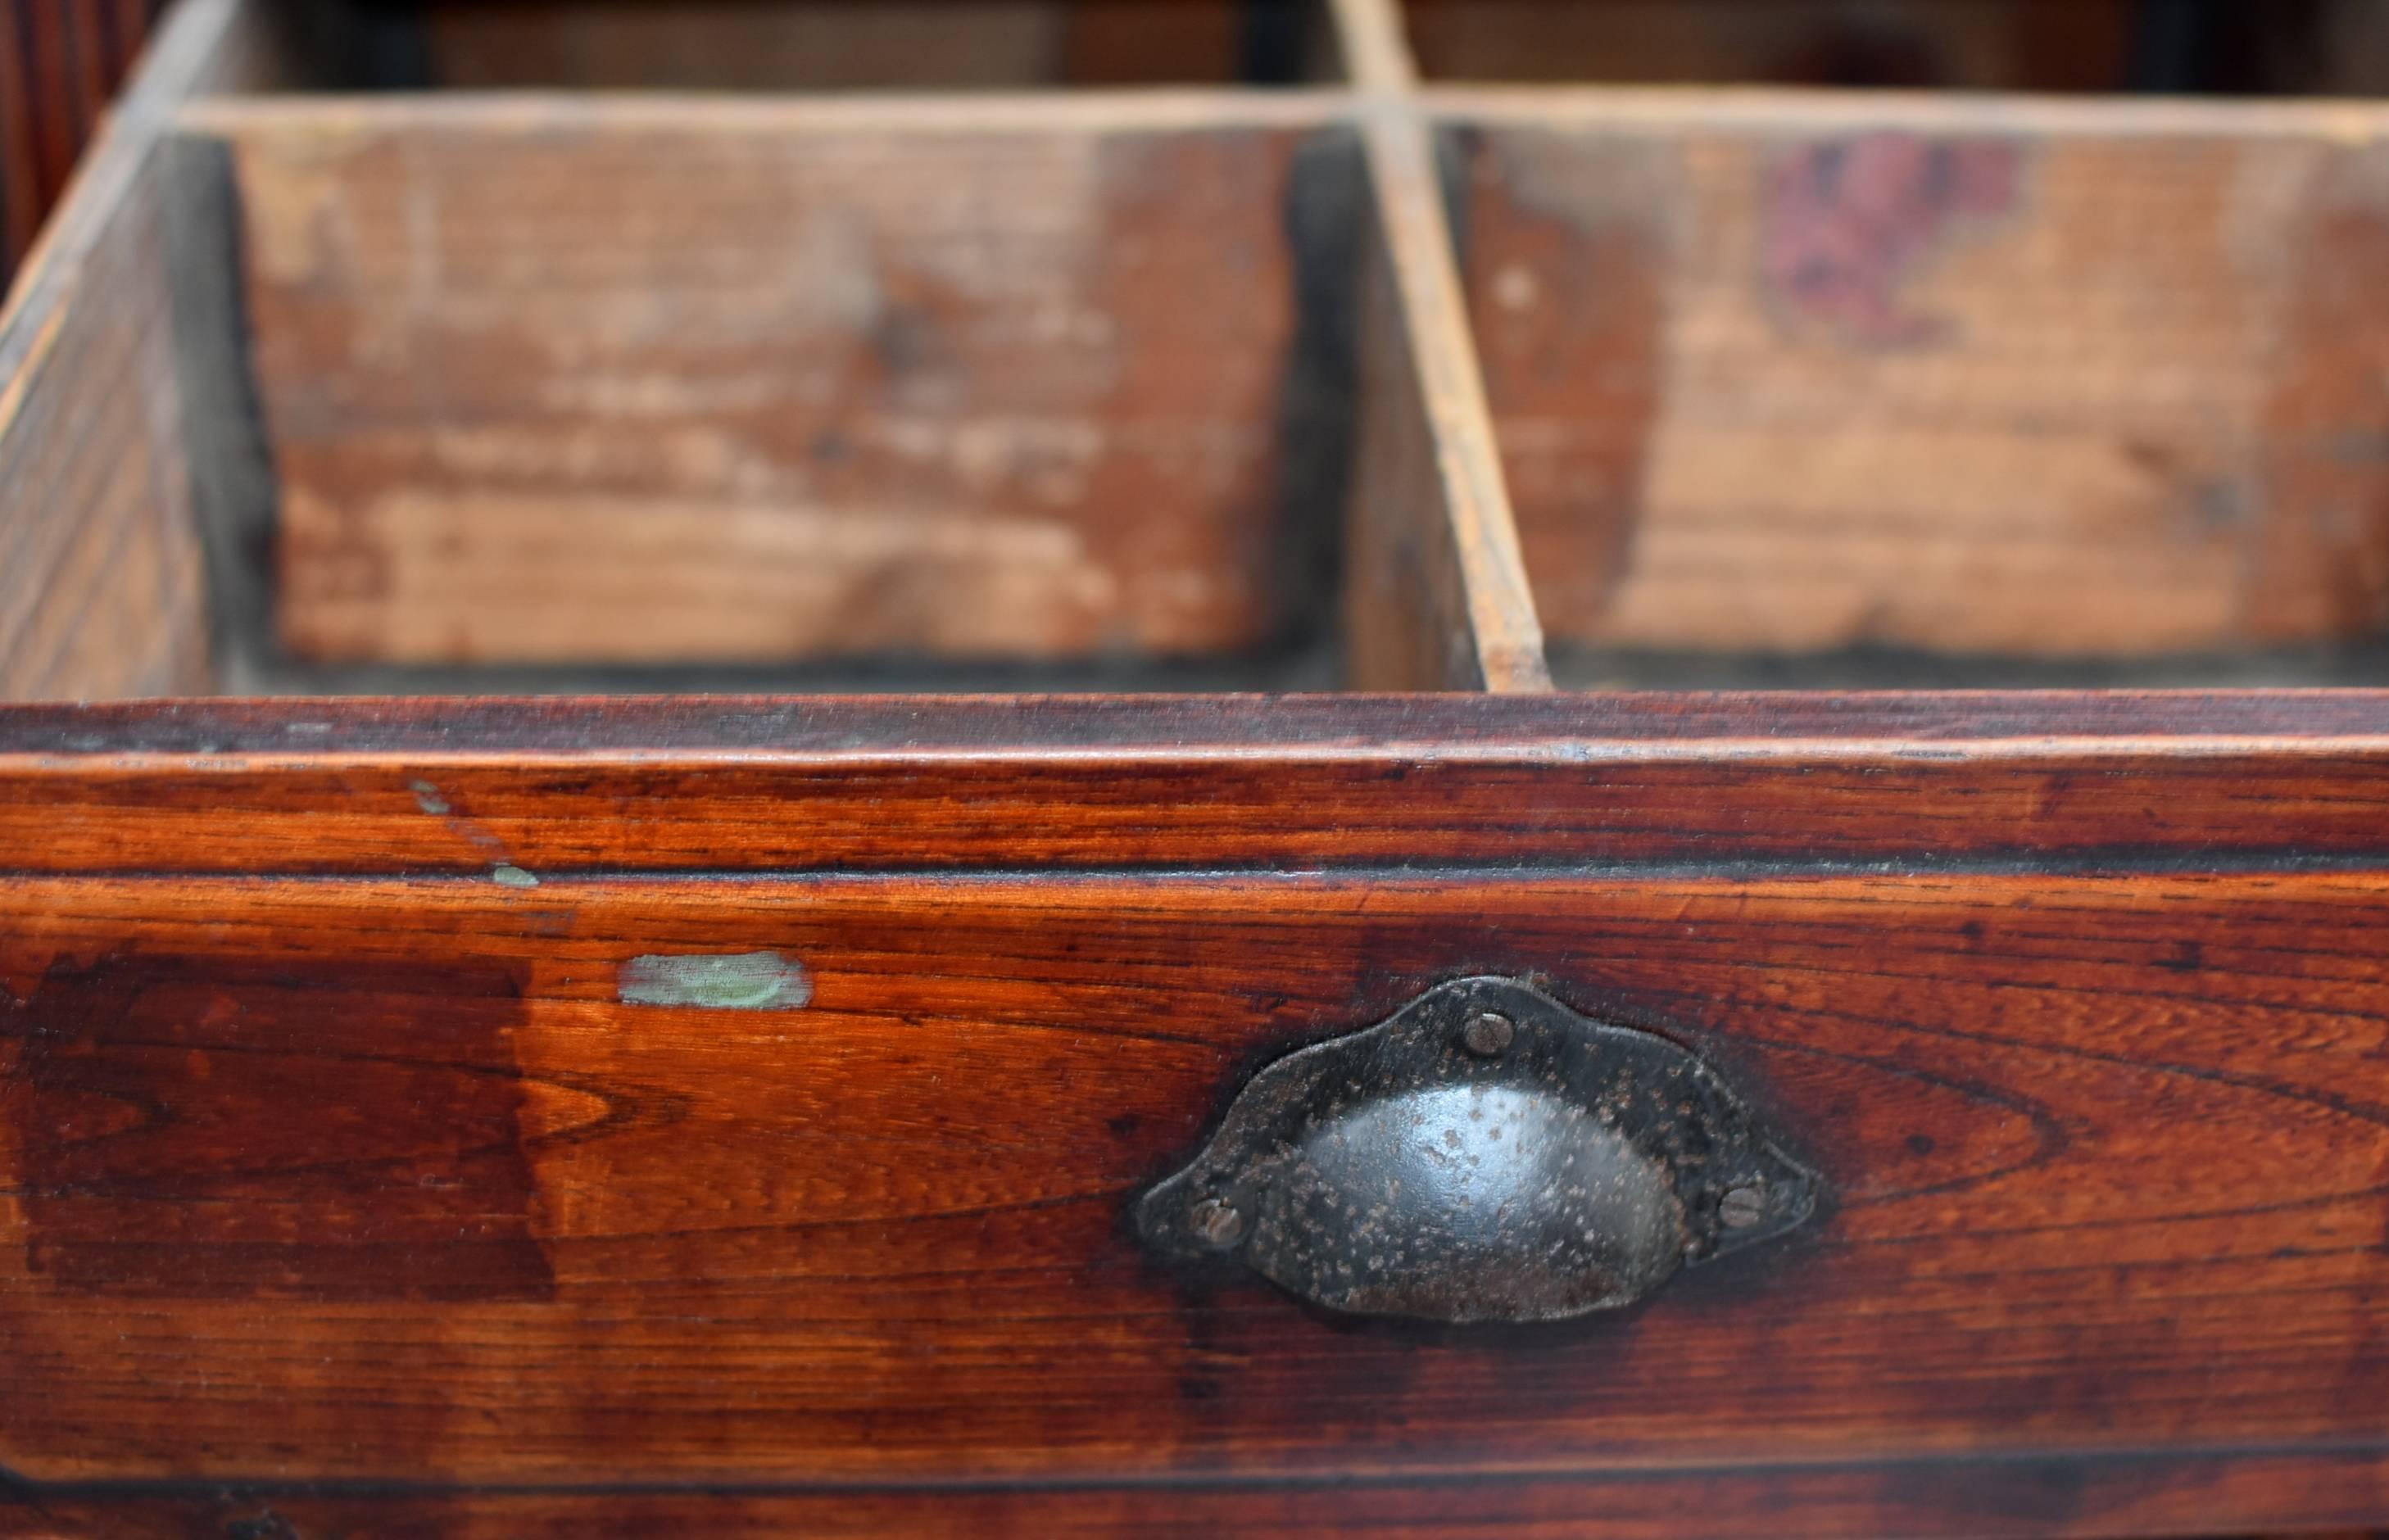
[3,858,2389,1496]
[9,6,2389,1534]
[0,694,2387,1534]
[0,0,160,286]
[5,691,2389,874]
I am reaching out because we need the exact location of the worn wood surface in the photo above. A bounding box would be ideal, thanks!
[0,147,207,701]
[1343,153,1487,689]
[0,0,319,703]
[1443,91,2389,661]
[12,4,2389,1533]
[184,95,1361,668]
[3,694,2389,1524]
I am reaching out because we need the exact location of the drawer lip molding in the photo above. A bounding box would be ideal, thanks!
[7,691,2389,876]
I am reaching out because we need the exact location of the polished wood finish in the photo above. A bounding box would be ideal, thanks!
[4,694,2389,1516]
[10,690,2389,874]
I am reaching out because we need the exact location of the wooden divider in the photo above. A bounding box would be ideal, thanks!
[1335,0,1548,689]
[2,0,1553,695]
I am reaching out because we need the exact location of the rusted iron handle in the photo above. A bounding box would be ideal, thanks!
[1134,977,1817,1324]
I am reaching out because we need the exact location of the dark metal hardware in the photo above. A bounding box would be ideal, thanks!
[1136,976,1818,1324]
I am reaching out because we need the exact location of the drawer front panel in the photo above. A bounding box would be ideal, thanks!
[4,866,2385,1484]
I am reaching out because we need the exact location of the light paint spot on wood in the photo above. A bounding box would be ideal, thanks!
[619,952,812,1011]
[409,779,451,815]
[491,864,539,888]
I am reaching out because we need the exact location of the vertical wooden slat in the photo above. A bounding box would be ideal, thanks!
[0,0,288,700]
[1330,0,1548,690]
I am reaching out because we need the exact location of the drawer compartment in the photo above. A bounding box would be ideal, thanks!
[6,0,2389,1534]
[1440,92,2389,683]
[190,101,1363,678]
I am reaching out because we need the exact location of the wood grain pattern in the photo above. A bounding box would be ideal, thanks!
[1442,91,2389,659]
[0,0,320,703]
[1344,149,1491,689]
[186,96,1360,670]
[2,856,2388,1497]
[10,690,2389,875]
[0,147,208,701]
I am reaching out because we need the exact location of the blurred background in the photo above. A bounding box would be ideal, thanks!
[13,0,2389,292]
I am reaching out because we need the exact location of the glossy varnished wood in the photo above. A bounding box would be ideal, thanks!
[6,691,2389,874]
[2,693,2388,1527]
[11,0,2389,1533]
[5,863,2389,1484]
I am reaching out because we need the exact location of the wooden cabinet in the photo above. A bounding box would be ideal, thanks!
[5,2,2389,1534]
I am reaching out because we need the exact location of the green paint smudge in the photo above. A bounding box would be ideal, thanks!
[619,951,812,1011]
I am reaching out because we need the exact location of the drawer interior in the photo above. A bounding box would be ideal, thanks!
[9,0,2389,700]
[178,102,1368,692]
[11,4,2389,1524]
[1444,95,2389,688]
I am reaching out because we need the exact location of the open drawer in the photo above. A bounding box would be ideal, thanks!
[5,1,2389,1536]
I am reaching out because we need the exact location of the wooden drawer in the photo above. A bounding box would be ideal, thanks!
[6,2,2389,1535]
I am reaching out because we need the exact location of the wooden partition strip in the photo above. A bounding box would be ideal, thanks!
[1330,0,1549,690]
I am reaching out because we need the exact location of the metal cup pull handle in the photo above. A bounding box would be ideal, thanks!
[1135,977,1818,1325]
